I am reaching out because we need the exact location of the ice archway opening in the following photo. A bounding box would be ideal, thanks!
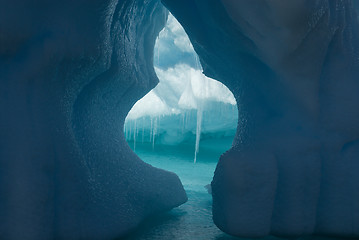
[124,12,238,190]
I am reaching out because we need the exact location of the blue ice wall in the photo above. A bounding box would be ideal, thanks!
[162,0,359,238]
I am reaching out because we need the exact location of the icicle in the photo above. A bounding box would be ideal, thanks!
[186,111,190,128]
[141,117,145,143]
[129,122,131,140]
[133,119,137,152]
[129,120,132,142]
[136,119,139,138]
[193,54,206,163]
[150,117,153,142]
[152,117,157,150]
[194,102,203,163]
[181,113,185,133]
[195,54,200,70]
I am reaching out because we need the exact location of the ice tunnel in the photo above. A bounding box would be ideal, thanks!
[1,0,359,239]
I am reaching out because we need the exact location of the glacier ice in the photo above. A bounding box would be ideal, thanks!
[162,0,359,238]
[0,1,187,239]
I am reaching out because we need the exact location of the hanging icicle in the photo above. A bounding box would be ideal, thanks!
[194,102,203,163]
[152,117,158,150]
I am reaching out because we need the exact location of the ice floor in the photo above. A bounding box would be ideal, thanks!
[122,139,350,240]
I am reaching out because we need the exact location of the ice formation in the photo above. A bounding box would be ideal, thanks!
[1,0,359,239]
[125,14,237,161]
[0,1,187,239]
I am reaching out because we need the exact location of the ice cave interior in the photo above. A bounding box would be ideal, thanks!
[1,0,359,239]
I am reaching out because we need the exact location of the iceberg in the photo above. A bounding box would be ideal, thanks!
[125,13,237,161]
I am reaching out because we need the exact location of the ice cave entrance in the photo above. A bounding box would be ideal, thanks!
[124,13,237,193]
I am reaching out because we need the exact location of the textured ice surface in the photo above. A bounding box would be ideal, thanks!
[0,1,187,239]
[162,0,359,238]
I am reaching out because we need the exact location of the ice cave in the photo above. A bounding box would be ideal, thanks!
[123,14,238,238]
[1,0,359,239]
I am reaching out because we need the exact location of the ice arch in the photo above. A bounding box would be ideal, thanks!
[0,1,186,239]
[0,0,359,239]
[124,13,237,163]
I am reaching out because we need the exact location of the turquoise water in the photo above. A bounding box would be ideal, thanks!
[131,137,233,192]
[123,138,345,240]
[123,137,239,240]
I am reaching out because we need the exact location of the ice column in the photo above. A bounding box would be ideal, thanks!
[194,103,203,163]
